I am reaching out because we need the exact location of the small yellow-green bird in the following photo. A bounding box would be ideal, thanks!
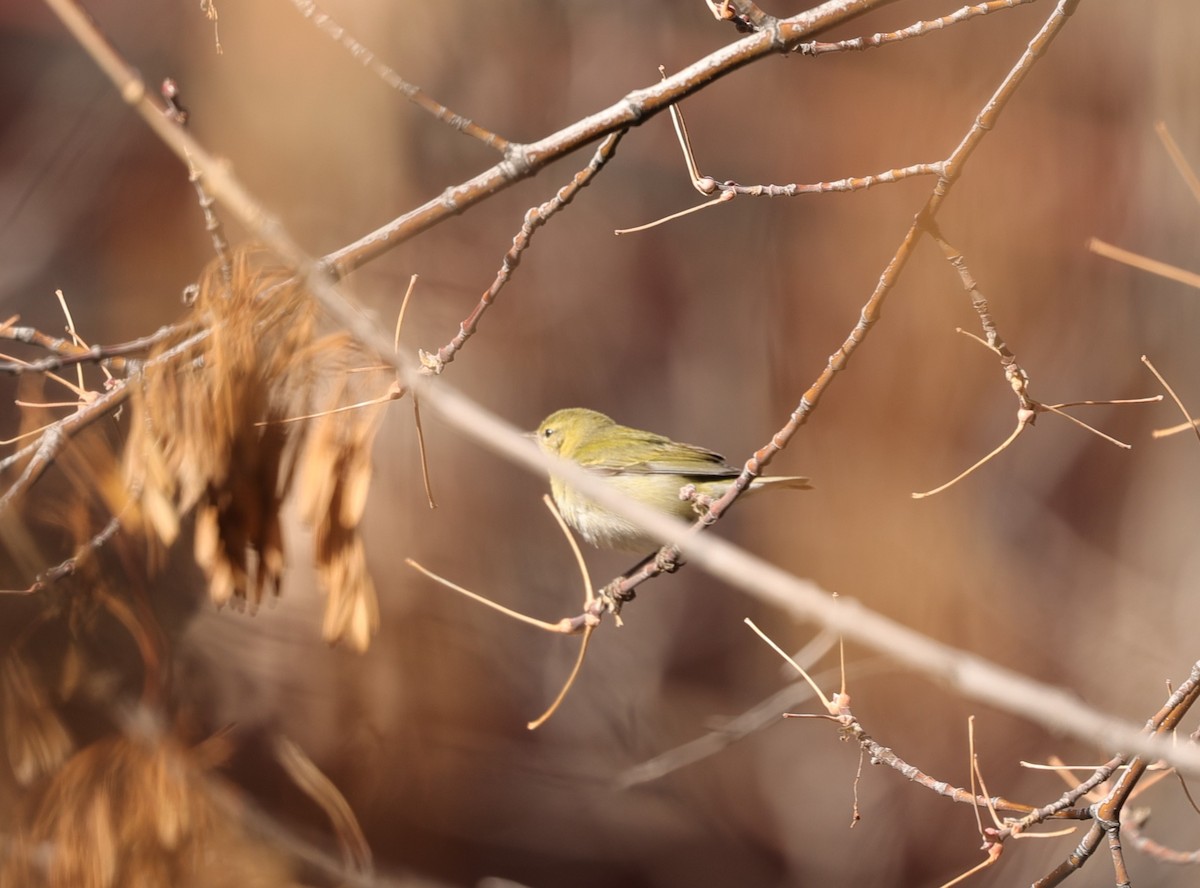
[535,407,811,551]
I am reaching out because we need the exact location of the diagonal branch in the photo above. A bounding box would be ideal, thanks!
[718,0,1083,490]
[420,129,626,374]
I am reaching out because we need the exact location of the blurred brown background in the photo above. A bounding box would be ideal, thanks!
[3,1,1200,886]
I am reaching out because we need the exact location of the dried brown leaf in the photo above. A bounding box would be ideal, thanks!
[125,248,323,608]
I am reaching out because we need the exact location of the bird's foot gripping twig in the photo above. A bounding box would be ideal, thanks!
[595,545,683,617]
[597,580,635,617]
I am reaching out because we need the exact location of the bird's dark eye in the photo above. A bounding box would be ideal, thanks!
[542,427,555,438]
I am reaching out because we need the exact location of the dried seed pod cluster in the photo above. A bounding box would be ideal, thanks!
[125,247,382,649]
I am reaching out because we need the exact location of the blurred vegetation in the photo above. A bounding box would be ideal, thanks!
[2,1,1200,886]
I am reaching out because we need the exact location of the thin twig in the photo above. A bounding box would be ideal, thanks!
[527,625,593,731]
[1142,354,1200,447]
[403,558,570,633]
[0,384,127,513]
[288,0,509,153]
[421,130,626,373]
[0,328,210,513]
[801,0,1037,56]
[411,395,435,510]
[0,324,180,376]
[618,75,945,233]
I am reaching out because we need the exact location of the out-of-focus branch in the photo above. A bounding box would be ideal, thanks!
[1123,815,1200,865]
[0,514,122,596]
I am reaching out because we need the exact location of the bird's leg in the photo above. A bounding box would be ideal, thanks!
[653,544,683,573]
[596,545,683,618]
[596,578,635,619]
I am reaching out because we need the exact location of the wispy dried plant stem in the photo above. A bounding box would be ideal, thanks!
[912,422,1025,499]
[273,735,373,878]
[1088,237,1200,290]
[1155,119,1200,205]
[403,559,567,632]
[527,626,594,731]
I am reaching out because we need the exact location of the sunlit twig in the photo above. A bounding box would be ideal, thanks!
[1142,354,1200,447]
[1088,238,1200,290]
[912,421,1026,499]
[1155,120,1200,205]
[744,618,838,714]
[403,558,566,632]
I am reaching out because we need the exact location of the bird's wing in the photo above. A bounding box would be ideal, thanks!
[587,434,738,477]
